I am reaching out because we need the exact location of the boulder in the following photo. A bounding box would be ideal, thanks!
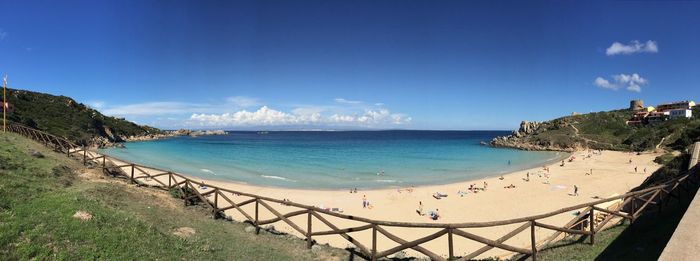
[31,150,45,158]
[244,225,256,233]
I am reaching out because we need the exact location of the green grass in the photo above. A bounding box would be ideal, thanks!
[0,132,347,260]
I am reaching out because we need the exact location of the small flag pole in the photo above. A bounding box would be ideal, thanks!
[3,74,6,133]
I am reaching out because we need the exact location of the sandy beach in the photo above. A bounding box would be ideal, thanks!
[90,149,661,259]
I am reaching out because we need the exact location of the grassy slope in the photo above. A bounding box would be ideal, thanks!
[521,106,700,152]
[0,132,346,260]
[5,88,162,144]
[534,186,696,261]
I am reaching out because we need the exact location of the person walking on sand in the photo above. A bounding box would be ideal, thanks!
[417,201,424,216]
[362,195,368,208]
[483,181,488,191]
[526,172,530,182]
[634,166,638,173]
[573,185,579,196]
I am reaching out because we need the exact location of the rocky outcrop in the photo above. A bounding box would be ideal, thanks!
[490,120,579,152]
[92,129,228,148]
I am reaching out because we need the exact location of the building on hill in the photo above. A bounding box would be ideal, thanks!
[647,111,670,124]
[656,100,696,112]
[669,109,693,119]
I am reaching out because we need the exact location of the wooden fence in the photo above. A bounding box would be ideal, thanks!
[6,122,699,260]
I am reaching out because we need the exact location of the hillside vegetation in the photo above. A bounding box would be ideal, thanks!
[0,132,345,260]
[492,106,700,152]
[5,88,162,145]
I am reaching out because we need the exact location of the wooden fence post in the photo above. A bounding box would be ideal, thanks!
[82,148,87,166]
[213,188,219,218]
[448,228,454,260]
[102,156,106,169]
[306,211,313,249]
[589,208,595,244]
[255,199,260,234]
[130,164,135,184]
[168,173,172,188]
[371,224,377,261]
[183,181,189,206]
[630,197,637,223]
[531,221,537,261]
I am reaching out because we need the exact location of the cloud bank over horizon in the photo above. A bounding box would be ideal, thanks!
[98,97,411,129]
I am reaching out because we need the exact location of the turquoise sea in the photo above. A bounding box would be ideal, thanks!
[100,131,563,189]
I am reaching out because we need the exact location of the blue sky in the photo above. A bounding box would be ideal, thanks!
[1,0,699,130]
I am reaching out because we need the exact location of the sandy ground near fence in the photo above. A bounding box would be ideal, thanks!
[87,149,661,259]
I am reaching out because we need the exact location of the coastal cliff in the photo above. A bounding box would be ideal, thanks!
[4,88,227,148]
[5,88,163,147]
[491,108,700,152]
[491,120,582,152]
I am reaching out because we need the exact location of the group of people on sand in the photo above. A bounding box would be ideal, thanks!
[416,201,440,220]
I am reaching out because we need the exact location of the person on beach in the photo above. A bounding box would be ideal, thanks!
[525,172,530,182]
[417,201,424,216]
[362,195,368,208]
[644,167,647,173]
[429,209,440,220]
[561,160,565,167]
[483,181,488,191]
[573,185,579,196]
[634,166,638,173]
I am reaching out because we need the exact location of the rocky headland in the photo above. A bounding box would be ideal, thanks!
[490,120,580,152]
[94,128,228,148]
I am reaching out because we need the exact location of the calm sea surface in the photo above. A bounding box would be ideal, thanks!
[99,131,563,189]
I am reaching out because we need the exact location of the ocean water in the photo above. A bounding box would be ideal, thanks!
[99,131,563,189]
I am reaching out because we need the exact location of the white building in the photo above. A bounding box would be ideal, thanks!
[669,109,693,119]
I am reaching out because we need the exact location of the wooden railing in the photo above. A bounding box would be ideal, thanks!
[6,122,699,260]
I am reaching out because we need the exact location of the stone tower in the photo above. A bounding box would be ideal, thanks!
[630,100,644,111]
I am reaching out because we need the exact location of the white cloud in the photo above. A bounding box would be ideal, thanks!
[334,98,363,104]
[593,77,616,90]
[88,101,105,109]
[226,96,260,107]
[594,73,647,93]
[99,96,410,129]
[188,106,411,127]
[606,40,658,56]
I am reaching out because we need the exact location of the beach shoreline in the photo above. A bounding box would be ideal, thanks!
[99,138,568,191]
[93,148,662,259]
